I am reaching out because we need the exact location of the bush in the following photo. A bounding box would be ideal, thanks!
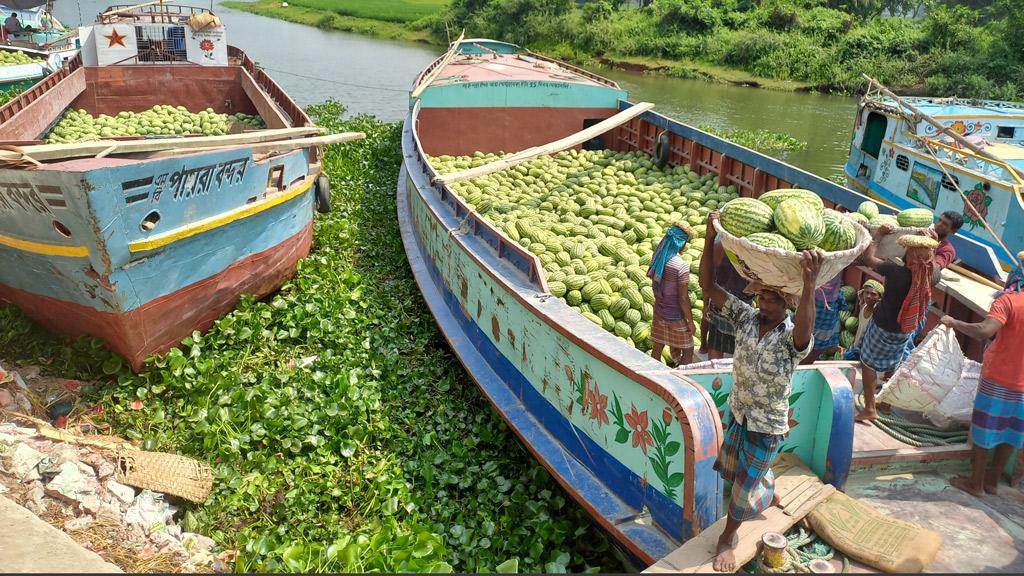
[654,0,723,33]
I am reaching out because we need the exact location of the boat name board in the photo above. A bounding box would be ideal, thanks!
[0,182,63,215]
[124,157,250,204]
[458,80,576,91]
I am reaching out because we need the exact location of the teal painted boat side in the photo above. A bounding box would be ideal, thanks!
[418,81,627,109]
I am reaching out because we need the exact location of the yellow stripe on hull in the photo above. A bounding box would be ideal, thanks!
[130,176,316,253]
[0,233,89,257]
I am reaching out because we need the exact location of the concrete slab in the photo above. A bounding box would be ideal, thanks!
[0,495,122,573]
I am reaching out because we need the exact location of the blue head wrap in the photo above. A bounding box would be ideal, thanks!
[1002,264,1024,296]
[648,225,690,283]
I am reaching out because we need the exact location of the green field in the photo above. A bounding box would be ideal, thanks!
[288,0,448,23]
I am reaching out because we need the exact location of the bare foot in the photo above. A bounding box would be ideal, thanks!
[950,475,985,498]
[713,539,737,572]
[771,492,782,507]
[855,410,877,423]
[984,480,999,496]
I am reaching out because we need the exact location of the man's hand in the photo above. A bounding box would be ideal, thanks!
[940,315,954,327]
[688,319,697,336]
[923,227,938,240]
[801,250,824,288]
[877,223,894,236]
[707,210,720,238]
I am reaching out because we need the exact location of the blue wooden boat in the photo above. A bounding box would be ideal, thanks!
[398,38,871,567]
[0,2,79,90]
[845,85,1024,280]
[0,4,338,370]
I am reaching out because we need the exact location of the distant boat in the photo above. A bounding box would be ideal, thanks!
[845,83,1024,281]
[0,3,356,370]
[0,1,79,91]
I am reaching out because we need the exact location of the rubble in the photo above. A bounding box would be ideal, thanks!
[1,362,226,573]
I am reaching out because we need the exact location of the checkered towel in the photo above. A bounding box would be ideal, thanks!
[715,416,783,522]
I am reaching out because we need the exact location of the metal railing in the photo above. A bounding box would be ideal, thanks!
[901,132,1024,195]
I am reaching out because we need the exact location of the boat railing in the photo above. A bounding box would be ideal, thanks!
[902,132,1024,196]
[525,51,620,89]
[408,102,549,290]
[0,53,82,126]
[227,46,313,129]
[100,4,212,24]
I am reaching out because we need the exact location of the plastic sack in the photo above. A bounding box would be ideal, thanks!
[925,358,981,429]
[877,325,963,413]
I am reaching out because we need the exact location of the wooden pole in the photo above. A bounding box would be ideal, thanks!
[102,0,167,18]
[137,132,366,159]
[434,102,655,185]
[410,31,465,99]
[862,74,1024,179]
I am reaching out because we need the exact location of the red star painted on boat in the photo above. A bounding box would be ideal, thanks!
[105,28,127,48]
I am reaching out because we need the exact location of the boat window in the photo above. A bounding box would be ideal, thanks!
[860,112,888,159]
[895,154,910,171]
[134,25,187,63]
[997,126,1015,139]
[267,165,285,192]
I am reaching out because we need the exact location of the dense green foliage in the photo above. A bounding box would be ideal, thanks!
[698,125,806,153]
[429,0,1023,99]
[0,103,621,573]
[285,0,450,23]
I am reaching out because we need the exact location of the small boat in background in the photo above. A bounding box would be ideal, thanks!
[0,1,79,91]
[0,3,361,370]
[845,80,1024,281]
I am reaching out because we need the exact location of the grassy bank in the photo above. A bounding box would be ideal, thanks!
[0,104,622,573]
[221,1,436,44]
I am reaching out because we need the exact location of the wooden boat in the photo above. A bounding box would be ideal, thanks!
[845,80,1024,280]
[400,39,1013,568]
[0,3,360,370]
[0,2,79,90]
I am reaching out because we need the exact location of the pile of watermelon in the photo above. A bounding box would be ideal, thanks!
[851,200,935,229]
[816,284,860,360]
[429,149,741,359]
[718,189,859,253]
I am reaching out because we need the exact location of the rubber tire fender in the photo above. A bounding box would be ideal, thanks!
[315,174,330,214]
[653,131,671,168]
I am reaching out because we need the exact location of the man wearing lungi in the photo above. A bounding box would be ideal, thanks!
[648,223,697,367]
[941,260,1024,497]
[801,273,846,364]
[703,239,756,359]
[855,228,938,422]
[700,211,820,572]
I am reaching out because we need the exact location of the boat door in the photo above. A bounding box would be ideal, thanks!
[848,108,889,183]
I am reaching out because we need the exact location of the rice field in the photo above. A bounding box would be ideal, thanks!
[285,0,449,23]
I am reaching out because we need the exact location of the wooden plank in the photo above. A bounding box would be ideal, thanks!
[645,454,836,574]
[434,102,655,185]
[137,132,366,159]
[410,31,465,99]
[240,69,291,130]
[0,127,323,162]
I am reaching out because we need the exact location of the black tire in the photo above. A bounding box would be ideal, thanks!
[315,174,330,214]
[653,131,670,168]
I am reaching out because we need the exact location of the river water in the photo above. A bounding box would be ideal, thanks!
[54,1,856,177]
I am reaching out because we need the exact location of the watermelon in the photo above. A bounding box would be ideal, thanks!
[609,297,630,319]
[720,197,774,237]
[845,316,859,331]
[869,214,898,227]
[858,201,880,220]
[759,188,824,212]
[840,284,856,304]
[896,208,934,228]
[774,199,826,250]
[548,281,567,297]
[819,209,857,252]
[745,232,796,252]
[840,330,854,348]
[847,212,869,227]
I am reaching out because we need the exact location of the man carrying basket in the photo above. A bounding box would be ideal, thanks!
[700,211,821,572]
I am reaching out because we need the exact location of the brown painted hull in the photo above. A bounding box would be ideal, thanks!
[0,223,312,370]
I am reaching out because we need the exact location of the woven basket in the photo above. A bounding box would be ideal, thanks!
[866,223,930,260]
[714,219,871,296]
[116,449,213,503]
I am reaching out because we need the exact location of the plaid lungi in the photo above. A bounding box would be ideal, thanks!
[813,297,845,351]
[651,316,693,349]
[714,417,783,522]
[706,304,736,354]
[971,377,1024,449]
[859,319,912,373]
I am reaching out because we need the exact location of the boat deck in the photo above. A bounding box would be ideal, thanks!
[430,53,607,88]
[987,141,1024,172]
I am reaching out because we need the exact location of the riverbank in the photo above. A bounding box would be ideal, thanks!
[222,1,814,93]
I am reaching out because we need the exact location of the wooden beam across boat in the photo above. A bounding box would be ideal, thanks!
[433,102,655,185]
[410,31,465,99]
[137,132,367,159]
[0,127,324,163]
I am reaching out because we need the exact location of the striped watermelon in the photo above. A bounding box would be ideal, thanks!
[759,188,824,212]
[858,201,880,220]
[847,212,869,227]
[896,208,934,228]
[609,297,631,319]
[819,210,857,252]
[774,199,825,250]
[720,197,774,237]
[745,232,796,252]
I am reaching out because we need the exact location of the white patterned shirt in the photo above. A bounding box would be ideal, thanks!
[719,293,813,435]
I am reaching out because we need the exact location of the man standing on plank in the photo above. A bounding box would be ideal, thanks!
[941,262,1024,497]
[855,229,938,422]
[904,210,964,358]
[700,211,819,572]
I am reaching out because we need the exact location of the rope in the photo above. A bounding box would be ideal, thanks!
[258,66,410,93]
[745,527,850,573]
[855,394,968,447]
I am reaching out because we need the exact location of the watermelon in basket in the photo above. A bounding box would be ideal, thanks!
[862,205,935,260]
[714,218,871,297]
[865,222,933,260]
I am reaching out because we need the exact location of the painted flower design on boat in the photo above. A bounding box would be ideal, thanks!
[200,39,214,52]
[585,383,609,427]
[625,404,654,455]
